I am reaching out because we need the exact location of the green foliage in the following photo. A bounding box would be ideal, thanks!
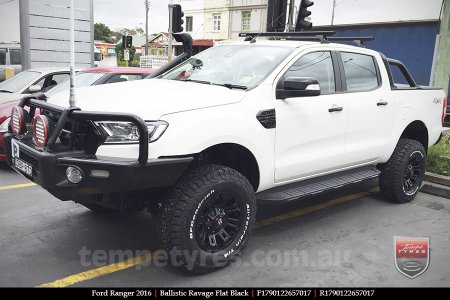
[94,23,115,43]
[426,134,450,176]
[115,42,138,66]
[95,24,145,44]
[118,27,145,36]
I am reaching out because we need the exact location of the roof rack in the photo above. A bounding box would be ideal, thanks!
[239,31,335,42]
[238,32,374,47]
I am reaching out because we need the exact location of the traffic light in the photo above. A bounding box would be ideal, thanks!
[295,0,314,31]
[122,36,133,49]
[171,4,184,33]
[126,36,133,48]
[266,0,287,32]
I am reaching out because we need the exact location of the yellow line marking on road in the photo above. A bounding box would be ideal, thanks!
[36,189,380,287]
[0,183,36,191]
[255,191,370,229]
[37,254,152,288]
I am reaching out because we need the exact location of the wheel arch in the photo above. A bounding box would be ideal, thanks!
[196,143,260,191]
[399,120,429,152]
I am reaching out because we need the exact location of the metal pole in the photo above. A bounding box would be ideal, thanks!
[331,0,336,26]
[288,0,296,32]
[168,0,173,62]
[69,0,76,108]
[145,0,149,56]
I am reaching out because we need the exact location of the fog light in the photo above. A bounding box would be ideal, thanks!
[66,167,83,184]
[90,170,110,179]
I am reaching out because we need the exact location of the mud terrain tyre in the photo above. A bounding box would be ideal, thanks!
[158,164,256,274]
[379,138,426,203]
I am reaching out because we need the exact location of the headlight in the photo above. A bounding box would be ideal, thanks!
[0,117,10,133]
[96,121,169,144]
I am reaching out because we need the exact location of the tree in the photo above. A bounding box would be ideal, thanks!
[117,27,145,36]
[94,23,114,43]
[116,42,139,67]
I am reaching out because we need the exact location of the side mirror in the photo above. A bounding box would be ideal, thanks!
[276,77,321,100]
[28,85,42,93]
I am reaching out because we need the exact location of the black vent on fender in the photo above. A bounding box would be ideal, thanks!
[256,109,276,129]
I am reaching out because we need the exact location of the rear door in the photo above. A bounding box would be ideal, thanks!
[339,51,394,166]
[274,50,348,182]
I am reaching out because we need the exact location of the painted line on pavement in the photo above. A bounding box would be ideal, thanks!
[36,190,374,287]
[37,254,152,288]
[255,191,370,229]
[0,183,36,191]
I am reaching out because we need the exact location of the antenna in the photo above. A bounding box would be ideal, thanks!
[69,0,76,108]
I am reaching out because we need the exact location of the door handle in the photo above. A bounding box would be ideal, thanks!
[329,106,344,113]
[377,101,389,106]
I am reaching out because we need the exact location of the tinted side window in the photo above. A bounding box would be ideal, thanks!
[10,49,21,65]
[52,73,70,84]
[105,74,143,84]
[341,52,379,92]
[285,51,335,94]
[34,77,46,89]
[0,49,6,65]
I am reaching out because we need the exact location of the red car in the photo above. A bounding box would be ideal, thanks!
[0,100,16,161]
[0,67,152,161]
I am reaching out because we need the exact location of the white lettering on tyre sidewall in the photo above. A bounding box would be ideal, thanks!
[190,190,215,239]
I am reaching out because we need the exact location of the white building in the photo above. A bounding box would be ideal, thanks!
[174,0,205,40]
[228,0,267,39]
[175,0,267,40]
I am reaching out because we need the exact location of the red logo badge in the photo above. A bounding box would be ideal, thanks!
[394,237,429,279]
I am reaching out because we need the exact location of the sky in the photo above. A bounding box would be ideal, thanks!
[94,0,444,34]
[94,0,170,33]
[0,0,443,47]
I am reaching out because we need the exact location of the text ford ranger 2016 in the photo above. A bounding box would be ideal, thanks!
[5,32,447,274]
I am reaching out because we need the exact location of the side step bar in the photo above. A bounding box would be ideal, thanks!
[256,167,380,202]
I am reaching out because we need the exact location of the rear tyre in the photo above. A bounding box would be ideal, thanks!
[158,164,256,274]
[379,138,426,203]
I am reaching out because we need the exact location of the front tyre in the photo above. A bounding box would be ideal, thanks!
[379,138,426,203]
[158,164,256,274]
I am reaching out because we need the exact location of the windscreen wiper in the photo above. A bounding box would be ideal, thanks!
[0,90,13,93]
[182,80,247,90]
[181,79,212,85]
[215,83,247,90]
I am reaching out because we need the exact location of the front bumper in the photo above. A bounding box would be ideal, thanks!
[5,134,193,201]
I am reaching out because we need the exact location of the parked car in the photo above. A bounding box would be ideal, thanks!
[45,67,152,102]
[4,33,446,274]
[0,100,16,161]
[0,43,22,82]
[0,68,71,105]
[0,67,152,162]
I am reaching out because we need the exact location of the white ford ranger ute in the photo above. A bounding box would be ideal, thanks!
[5,32,447,274]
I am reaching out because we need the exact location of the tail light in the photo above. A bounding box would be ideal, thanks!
[443,97,447,126]
[33,115,49,147]
[11,106,30,136]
